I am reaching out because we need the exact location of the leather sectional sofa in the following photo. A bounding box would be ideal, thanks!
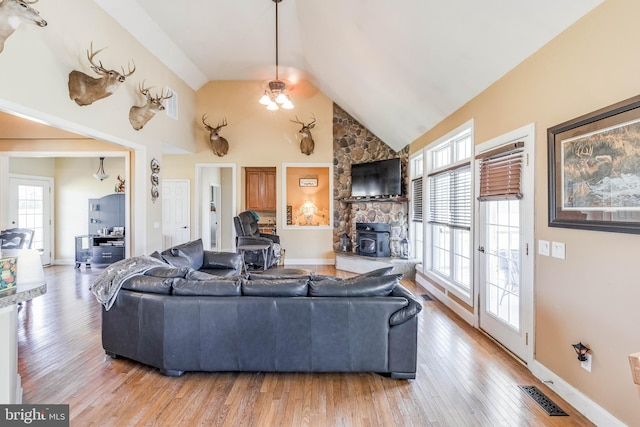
[98,240,422,379]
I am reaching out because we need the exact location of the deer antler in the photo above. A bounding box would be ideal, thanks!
[158,88,173,101]
[23,0,40,4]
[290,116,304,125]
[86,41,108,73]
[576,144,594,159]
[202,114,213,131]
[138,80,152,97]
[121,60,136,77]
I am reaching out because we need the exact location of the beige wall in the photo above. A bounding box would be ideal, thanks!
[164,80,335,263]
[411,0,640,423]
[0,0,198,254]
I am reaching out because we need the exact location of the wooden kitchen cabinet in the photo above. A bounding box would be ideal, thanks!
[246,167,276,211]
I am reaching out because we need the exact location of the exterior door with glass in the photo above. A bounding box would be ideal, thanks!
[476,125,534,364]
[8,176,52,265]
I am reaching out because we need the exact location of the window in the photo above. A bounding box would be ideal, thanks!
[409,153,424,263]
[426,126,473,299]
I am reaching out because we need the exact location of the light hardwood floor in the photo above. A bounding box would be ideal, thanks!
[16,264,594,426]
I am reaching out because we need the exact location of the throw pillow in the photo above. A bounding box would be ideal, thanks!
[170,239,204,270]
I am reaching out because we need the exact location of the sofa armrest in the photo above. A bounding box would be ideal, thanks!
[389,285,423,326]
[202,251,243,272]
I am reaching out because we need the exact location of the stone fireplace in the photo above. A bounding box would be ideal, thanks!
[333,104,410,257]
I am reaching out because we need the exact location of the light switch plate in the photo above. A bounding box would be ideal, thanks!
[552,241,565,259]
[538,240,550,256]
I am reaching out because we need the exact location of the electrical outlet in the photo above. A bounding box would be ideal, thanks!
[581,353,592,372]
[538,240,550,256]
[552,241,565,259]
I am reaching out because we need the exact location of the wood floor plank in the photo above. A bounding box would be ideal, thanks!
[14,264,595,426]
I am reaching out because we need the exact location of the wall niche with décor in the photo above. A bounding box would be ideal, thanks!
[332,104,409,256]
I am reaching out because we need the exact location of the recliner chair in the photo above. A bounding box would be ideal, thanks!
[233,211,281,269]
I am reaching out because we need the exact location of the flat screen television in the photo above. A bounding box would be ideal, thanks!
[351,158,402,198]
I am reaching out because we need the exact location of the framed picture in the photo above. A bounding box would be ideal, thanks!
[299,178,318,187]
[548,94,640,234]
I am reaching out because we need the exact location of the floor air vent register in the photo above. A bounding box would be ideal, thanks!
[518,385,568,416]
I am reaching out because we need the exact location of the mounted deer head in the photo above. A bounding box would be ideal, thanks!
[202,115,229,157]
[0,0,47,54]
[128,81,173,131]
[68,42,135,106]
[291,115,316,155]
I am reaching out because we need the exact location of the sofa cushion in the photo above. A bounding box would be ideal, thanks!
[309,267,394,282]
[201,251,243,271]
[169,239,204,270]
[144,266,189,278]
[121,275,172,294]
[248,268,313,280]
[309,274,400,297]
[160,252,192,269]
[242,278,309,297]
[171,277,241,296]
[357,266,395,277]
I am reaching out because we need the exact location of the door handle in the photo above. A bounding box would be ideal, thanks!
[181,226,188,229]
[477,246,485,253]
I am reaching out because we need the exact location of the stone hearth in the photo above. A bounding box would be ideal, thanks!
[335,251,420,280]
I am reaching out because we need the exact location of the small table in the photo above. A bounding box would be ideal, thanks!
[237,244,271,275]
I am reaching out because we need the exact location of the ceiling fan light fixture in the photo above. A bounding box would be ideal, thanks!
[259,91,272,105]
[259,0,294,111]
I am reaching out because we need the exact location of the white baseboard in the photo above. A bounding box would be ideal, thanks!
[54,259,75,266]
[415,273,475,326]
[284,259,335,266]
[530,360,625,426]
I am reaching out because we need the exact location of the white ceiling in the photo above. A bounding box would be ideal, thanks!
[3,1,605,152]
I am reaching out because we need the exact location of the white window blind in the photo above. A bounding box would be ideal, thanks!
[477,142,524,201]
[411,177,423,222]
[428,164,471,229]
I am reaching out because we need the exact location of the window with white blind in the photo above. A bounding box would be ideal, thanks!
[409,153,424,263]
[426,126,473,298]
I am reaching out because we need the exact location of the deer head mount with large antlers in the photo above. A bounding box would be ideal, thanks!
[0,0,47,54]
[202,115,229,157]
[68,42,135,106]
[291,115,316,155]
[129,81,173,131]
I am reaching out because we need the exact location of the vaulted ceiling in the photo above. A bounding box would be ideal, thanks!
[3,1,605,151]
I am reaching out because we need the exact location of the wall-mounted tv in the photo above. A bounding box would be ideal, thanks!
[351,158,402,198]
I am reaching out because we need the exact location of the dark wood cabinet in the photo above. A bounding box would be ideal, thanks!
[246,167,276,211]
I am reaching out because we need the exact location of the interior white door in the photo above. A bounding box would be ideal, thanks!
[8,176,52,265]
[210,185,221,251]
[477,125,534,364]
[162,179,190,249]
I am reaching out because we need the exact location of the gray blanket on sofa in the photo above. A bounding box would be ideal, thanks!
[90,255,166,310]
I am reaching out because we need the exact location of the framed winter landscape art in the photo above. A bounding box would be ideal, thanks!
[548,94,640,234]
